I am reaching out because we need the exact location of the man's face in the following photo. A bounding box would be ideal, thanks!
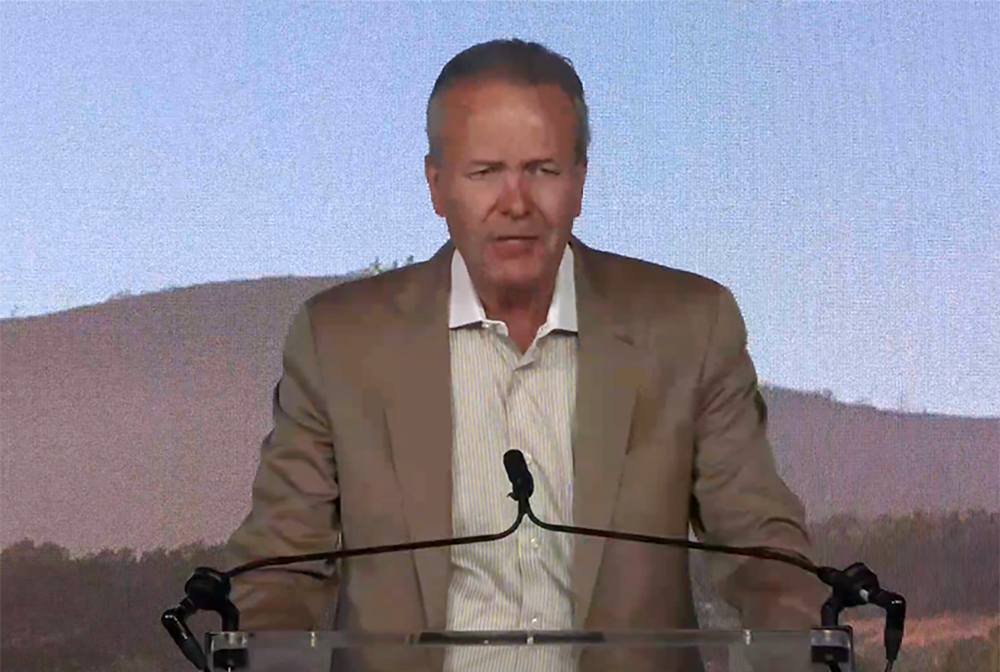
[425,78,587,303]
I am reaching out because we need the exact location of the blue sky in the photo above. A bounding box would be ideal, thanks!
[2,1,997,417]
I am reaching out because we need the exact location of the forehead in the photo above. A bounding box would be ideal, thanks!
[437,79,577,159]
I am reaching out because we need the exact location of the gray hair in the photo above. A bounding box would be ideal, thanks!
[426,39,590,167]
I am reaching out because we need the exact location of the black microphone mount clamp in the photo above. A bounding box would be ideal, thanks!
[161,567,241,671]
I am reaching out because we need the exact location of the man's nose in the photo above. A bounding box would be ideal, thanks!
[497,173,531,217]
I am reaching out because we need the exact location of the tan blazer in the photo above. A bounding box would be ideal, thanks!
[226,235,828,671]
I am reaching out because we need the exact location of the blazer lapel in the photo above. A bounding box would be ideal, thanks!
[568,236,645,627]
[382,240,456,631]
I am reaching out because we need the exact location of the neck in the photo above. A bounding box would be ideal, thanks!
[478,278,555,328]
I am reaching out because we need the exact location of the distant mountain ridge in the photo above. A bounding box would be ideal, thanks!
[2,270,996,554]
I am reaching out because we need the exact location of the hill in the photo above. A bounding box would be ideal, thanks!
[2,269,996,553]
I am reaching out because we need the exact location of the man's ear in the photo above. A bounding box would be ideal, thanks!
[425,154,445,217]
[572,158,588,218]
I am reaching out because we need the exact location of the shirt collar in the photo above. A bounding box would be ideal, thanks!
[448,243,578,333]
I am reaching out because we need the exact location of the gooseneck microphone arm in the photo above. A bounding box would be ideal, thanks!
[226,512,525,579]
[162,449,906,672]
[161,500,530,671]
[503,449,906,672]
[503,450,818,572]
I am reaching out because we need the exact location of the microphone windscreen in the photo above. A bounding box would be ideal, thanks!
[503,449,534,499]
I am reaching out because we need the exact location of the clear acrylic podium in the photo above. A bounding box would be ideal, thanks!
[205,627,855,671]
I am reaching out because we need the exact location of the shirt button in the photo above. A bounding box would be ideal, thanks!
[530,537,540,549]
[524,453,534,466]
[530,617,540,629]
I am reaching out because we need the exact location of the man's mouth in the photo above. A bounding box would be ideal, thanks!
[492,236,539,255]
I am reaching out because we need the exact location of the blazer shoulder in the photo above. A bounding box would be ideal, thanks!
[298,263,423,323]
[591,247,733,309]
[586,248,750,369]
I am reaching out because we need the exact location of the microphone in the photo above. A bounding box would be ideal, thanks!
[502,449,906,672]
[162,449,906,672]
[504,448,534,503]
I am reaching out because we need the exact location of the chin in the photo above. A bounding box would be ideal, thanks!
[488,256,544,274]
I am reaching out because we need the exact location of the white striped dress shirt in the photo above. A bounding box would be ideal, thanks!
[444,244,579,672]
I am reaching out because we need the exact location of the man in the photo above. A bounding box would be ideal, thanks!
[226,39,827,672]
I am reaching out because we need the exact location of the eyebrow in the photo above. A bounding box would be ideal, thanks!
[467,159,560,169]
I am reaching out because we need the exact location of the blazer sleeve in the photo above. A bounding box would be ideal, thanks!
[224,302,342,630]
[689,285,828,628]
